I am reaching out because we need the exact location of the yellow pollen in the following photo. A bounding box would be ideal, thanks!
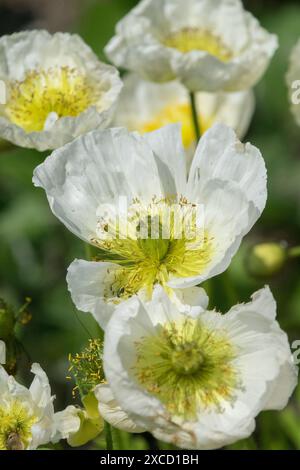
[0,400,37,450]
[92,198,214,302]
[4,66,101,132]
[133,318,240,419]
[68,339,105,398]
[139,102,213,149]
[163,28,233,62]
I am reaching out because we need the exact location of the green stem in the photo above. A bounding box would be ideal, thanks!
[221,271,238,310]
[104,421,114,450]
[85,242,93,261]
[288,246,300,258]
[189,91,201,142]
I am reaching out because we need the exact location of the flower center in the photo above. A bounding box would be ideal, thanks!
[92,199,213,302]
[171,343,205,375]
[139,102,213,149]
[4,66,101,132]
[133,318,240,420]
[0,400,37,450]
[163,28,233,62]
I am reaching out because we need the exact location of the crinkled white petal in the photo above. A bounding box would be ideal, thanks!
[188,123,267,212]
[95,383,145,433]
[28,363,56,449]
[142,123,187,196]
[0,30,123,150]
[33,127,165,243]
[105,0,277,91]
[33,122,191,242]
[196,89,255,141]
[227,285,276,321]
[171,32,277,92]
[103,286,297,450]
[226,286,298,411]
[29,363,53,409]
[0,340,5,364]
[263,359,298,411]
[0,30,100,79]
[53,405,81,441]
[6,374,36,406]
[169,178,258,288]
[0,105,118,152]
[172,286,209,317]
[67,259,121,329]
[103,296,168,434]
[105,10,175,83]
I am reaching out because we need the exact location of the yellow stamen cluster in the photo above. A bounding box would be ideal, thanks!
[163,28,233,62]
[92,198,214,302]
[4,66,101,132]
[139,102,213,149]
[133,317,240,420]
[68,339,105,398]
[0,400,37,450]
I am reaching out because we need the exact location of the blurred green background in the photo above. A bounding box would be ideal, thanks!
[0,0,300,450]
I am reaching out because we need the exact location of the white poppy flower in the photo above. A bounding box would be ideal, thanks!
[105,0,278,92]
[113,73,255,167]
[0,363,58,450]
[0,30,123,151]
[0,340,6,364]
[33,123,266,328]
[287,39,300,127]
[95,383,145,434]
[103,286,298,450]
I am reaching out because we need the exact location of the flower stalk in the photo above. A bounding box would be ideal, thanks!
[189,91,201,142]
[104,421,114,450]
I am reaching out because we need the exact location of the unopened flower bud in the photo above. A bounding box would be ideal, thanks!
[247,243,287,277]
[67,393,104,448]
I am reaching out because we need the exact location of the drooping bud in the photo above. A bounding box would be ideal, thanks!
[246,242,287,277]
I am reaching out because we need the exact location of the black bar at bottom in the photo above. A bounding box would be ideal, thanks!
[0,450,299,467]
